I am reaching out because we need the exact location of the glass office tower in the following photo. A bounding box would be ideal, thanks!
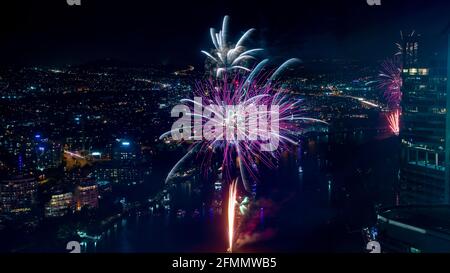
[400,33,449,204]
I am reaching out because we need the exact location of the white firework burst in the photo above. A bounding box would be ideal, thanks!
[201,15,263,78]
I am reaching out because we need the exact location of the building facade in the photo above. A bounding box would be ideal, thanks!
[45,192,74,217]
[0,175,38,214]
[93,139,144,186]
[400,33,449,204]
[74,179,99,211]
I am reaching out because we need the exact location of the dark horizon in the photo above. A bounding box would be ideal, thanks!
[0,0,449,67]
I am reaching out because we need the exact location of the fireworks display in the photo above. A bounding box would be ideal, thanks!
[378,58,403,108]
[378,33,406,136]
[227,180,238,253]
[395,30,417,56]
[162,16,321,190]
[160,60,327,191]
[386,110,400,135]
[201,15,263,78]
[160,15,327,253]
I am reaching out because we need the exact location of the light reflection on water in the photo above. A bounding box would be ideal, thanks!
[85,212,227,253]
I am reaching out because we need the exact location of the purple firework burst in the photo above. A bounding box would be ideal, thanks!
[378,57,403,108]
[161,61,327,192]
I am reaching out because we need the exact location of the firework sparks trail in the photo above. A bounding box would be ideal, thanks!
[378,58,403,108]
[227,180,238,253]
[386,110,400,135]
[201,15,263,78]
[395,30,416,56]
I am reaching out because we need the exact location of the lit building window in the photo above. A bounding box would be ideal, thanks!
[409,68,418,75]
[418,68,429,75]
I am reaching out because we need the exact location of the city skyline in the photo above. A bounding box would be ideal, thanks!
[1,0,450,259]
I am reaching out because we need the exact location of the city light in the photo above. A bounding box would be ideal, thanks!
[63,150,85,159]
[0,0,448,258]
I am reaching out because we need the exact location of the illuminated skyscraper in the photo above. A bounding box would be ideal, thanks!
[0,175,38,215]
[74,179,99,211]
[35,138,63,171]
[45,192,74,217]
[399,33,449,204]
[112,139,141,164]
[94,139,144,186]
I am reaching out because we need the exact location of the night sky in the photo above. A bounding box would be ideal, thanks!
[0,0,449,66]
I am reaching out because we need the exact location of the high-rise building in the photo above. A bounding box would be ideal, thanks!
[93,139,144,186]
[74,179,99,211]
[35,138,63,171]
[94,161,143,186]
[0,175,38,214]
[400,33,449,204]
[446,34,450,205]
[0,134,40,173]
[0,134,62,173]
[112,139,141,164]
[45,192,73,217]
